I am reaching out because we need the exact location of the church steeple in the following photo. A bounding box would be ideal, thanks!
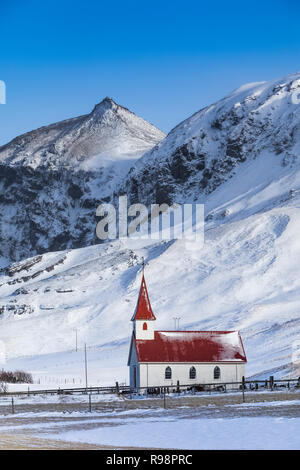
[131,263,156,339]
[131,274,156,321]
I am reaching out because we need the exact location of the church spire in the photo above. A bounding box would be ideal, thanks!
[131,265,156,321]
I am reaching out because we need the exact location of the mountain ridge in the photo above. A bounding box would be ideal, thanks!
[0,98,165,261]
[120,73,300,209]
[0,96,165,170]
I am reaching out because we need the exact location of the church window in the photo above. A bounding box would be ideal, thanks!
[214,366,221,379]
[165,366,172,379]
[189,366,196,379]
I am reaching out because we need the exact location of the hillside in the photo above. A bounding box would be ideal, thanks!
[0,197,299,382]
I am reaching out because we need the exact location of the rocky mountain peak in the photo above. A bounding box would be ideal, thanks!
[0,99,165,261]
[90,96,120,117]
[0,98,165,171]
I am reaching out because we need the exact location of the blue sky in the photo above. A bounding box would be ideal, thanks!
[0,0,300,144]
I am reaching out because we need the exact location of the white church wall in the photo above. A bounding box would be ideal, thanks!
[129,343,140,388]
[138,362,245,389]
[134,320,155,340]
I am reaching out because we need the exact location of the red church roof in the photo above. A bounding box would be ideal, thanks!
[133,330,247,363]
[131,275,156,321]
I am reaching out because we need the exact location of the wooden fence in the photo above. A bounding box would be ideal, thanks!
[1,376,299,398]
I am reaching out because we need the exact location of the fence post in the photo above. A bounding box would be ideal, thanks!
[270,375,274,391]
[11,397,14,414]
[163,388,166,409]
[116,381,120,396]
[176,380,180,394]
[242,376,245,403]
[88,393,92,412]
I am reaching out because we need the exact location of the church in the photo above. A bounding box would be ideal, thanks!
[127,273,247,389]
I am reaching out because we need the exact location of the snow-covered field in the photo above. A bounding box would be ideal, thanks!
[49,416,299,450]
[0,392,298,449]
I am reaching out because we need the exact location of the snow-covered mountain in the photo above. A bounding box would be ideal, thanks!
[0,97,164,170]
[0,73,300,383]
[0,98,165,262]
[121,73,300,211]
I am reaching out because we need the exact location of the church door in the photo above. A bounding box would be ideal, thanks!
[133,365,137,388]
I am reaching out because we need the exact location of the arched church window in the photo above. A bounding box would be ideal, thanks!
[214,366,221,379]
[165,366,172,379]
[189,366,196,379]
[143,322,148,330]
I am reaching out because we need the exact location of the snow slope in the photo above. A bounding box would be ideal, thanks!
[0,191,299,382]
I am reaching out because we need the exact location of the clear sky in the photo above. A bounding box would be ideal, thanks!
[1,0,300,144]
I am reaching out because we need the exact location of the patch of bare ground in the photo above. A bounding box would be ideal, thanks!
[0,434,149,450]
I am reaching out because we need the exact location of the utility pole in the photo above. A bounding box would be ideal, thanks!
[84,343,88,391]
[173,317,181,330]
